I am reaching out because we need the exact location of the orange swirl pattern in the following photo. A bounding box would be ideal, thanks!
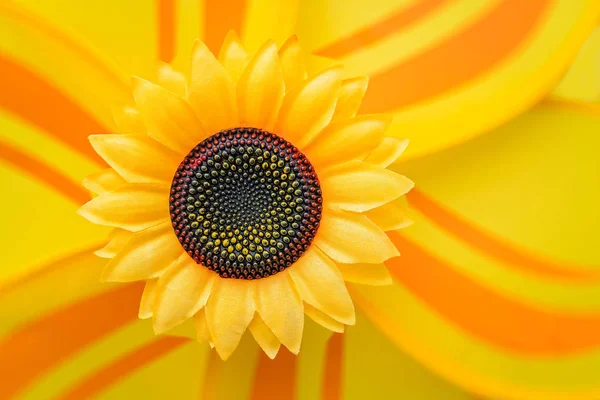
[0,0,599,399]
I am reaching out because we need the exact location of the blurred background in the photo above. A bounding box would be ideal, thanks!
[1,0,600,399]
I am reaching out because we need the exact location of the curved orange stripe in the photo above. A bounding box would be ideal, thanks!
[0,55,106,164]
[388,232,600,354]
[0,2,128,93]
[0,283,143,399]
[250,348,297,400]
[315,0,450,59]
[204,0,247,54]
[322,334,343,400]
[360,0,549,112]
[0,139,90,205]
[406,189,600,281]
[56,337,189,400]
[158,0,176,62]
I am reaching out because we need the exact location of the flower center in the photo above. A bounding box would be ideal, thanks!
[170,128,323,279]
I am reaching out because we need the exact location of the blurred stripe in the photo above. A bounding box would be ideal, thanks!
[250,349,297,399]
[406,189,600,281]
[0,139,89,204]
[361,0,548,112]
[201,351,221,400]
[204,0,247,53]
[322,334,343,400]
[315,0,450,59]
[56,336,189,400]
[158,0,176,62]
[0,283,142,399]
[387,232,600,354]
[0,55,106,163]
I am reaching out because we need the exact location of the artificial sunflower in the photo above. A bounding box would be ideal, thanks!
[78,33,413,359]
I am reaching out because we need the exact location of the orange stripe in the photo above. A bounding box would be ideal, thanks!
[360,0,549,112]
[0,55,106,164]
[0,2,128,94]
[56,336,189,400]
[250,348,297,400]
[0,283,143,399]
[406,190,600,281]
[315,0,449,59]
[201,351,221,400]
[204,0,247,54]
[322,334,343,400]
[388,232,600,354]
[158,0,176,62]
[0,139,90,204]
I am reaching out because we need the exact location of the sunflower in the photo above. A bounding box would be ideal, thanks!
[77,33,413,359]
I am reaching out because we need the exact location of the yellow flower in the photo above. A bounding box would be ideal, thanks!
[77,34,413,360]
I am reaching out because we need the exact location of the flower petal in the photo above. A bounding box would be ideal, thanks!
[279,35,307,90]
[89,134,180,184]
[365,199,413,232]
[111,106,146,136]
[132,77,205,154]
[304,303,345,333]
[218,30,248,84]
[332,77,369,121]
[364,137,410,168]
[83,168,125,195]
[336,263,392,286]
[101,221,183,282]
[304,115,390,169]
[288,247,355,325]
[153,254,215,334]
[314,209,399,264]
[139,279,158,319]
[237,41,285,131]
[95,228,133,258]
[249,315,281,359]
[255,271,304,354]
[194,308,214,347]
[276,67,342,148]
[188,39,238,133]
[206,279,255,360]
[78,183,169,231]
[156,62,187,97]
[321,160,414,212]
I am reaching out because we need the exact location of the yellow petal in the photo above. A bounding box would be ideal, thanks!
[364,137,410,168]
[206,279,255,360]
[288,247,355,325]
[237,41,285,131]
[218,30,248,84]
[331,77,369,122]
[111,106,146,136]
[249,314,281,359]
[78,183,169,231]
[336,263,392,286]
[95,228,133,258]
[276,67,342,148]
[132,77,205,154]
[255,271,304,354]
[153,254,215,334]
[304,303,345,333]
[188,39,238,134]
[365,199,414,232]
[321,160,414,212]
[156,62,187,97]
[89,134,180,184]
[139,279,158,319]
[101,221,183,282]
[279,35,307,90]
[82,168,125,195]
[194,308,213,346]
[314,209,398,264]
[304,115,390,169]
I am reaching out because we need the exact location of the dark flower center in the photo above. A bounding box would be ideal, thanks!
[169,127,322,279]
